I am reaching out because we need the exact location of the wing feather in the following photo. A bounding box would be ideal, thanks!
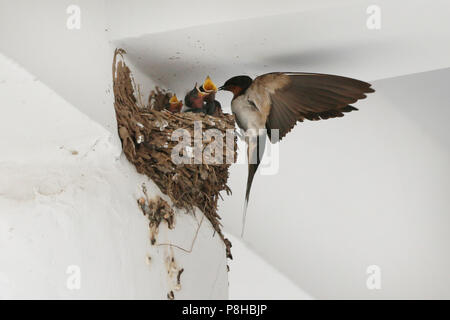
[249,72,374,142]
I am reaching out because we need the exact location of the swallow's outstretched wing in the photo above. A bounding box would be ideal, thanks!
[246,72,375,141]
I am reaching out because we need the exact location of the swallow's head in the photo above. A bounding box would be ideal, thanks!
[219,75,252,97]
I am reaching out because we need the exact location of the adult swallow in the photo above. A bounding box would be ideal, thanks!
[219,72,374,236]
[167,94,183,113]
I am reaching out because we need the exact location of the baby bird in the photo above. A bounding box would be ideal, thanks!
[199,76,222,116]
[184,77,222,116]
[166,94,183,113]
[184,84,208,113]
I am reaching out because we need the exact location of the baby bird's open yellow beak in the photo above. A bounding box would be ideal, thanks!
[202,76,218,93]
[169,94,180,104]
[168,94,183,113]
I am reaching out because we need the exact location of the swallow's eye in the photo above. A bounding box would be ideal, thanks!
[248,100,257,109]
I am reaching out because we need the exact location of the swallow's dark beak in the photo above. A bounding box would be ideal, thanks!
[218,85,225,91]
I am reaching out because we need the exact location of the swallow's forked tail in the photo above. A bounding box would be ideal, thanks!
[241,133,266,237]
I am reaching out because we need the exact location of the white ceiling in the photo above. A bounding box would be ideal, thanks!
[112,0,450,103]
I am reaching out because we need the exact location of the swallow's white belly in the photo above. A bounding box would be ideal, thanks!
[231,95,266,132]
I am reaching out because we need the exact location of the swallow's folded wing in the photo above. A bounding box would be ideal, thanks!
[248,72,374,142]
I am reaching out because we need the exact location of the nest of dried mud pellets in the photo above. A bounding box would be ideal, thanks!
[112,49,235,258]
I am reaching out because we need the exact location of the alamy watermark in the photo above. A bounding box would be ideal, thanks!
[66,5,81,30]
[366,265,381,290]
[366,5,381,30]
[66,265,81,290]
[170,121,279,175]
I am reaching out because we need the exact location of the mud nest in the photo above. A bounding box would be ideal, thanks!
[112,49,236,258]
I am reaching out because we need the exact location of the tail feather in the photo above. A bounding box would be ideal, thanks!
[242,163,259,237]
[241,133,266,237]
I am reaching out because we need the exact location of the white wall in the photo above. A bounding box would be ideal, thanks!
[227,234,312,300]
[0,0,154,132]
[0,53,228,299]
[0,1,229,299]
